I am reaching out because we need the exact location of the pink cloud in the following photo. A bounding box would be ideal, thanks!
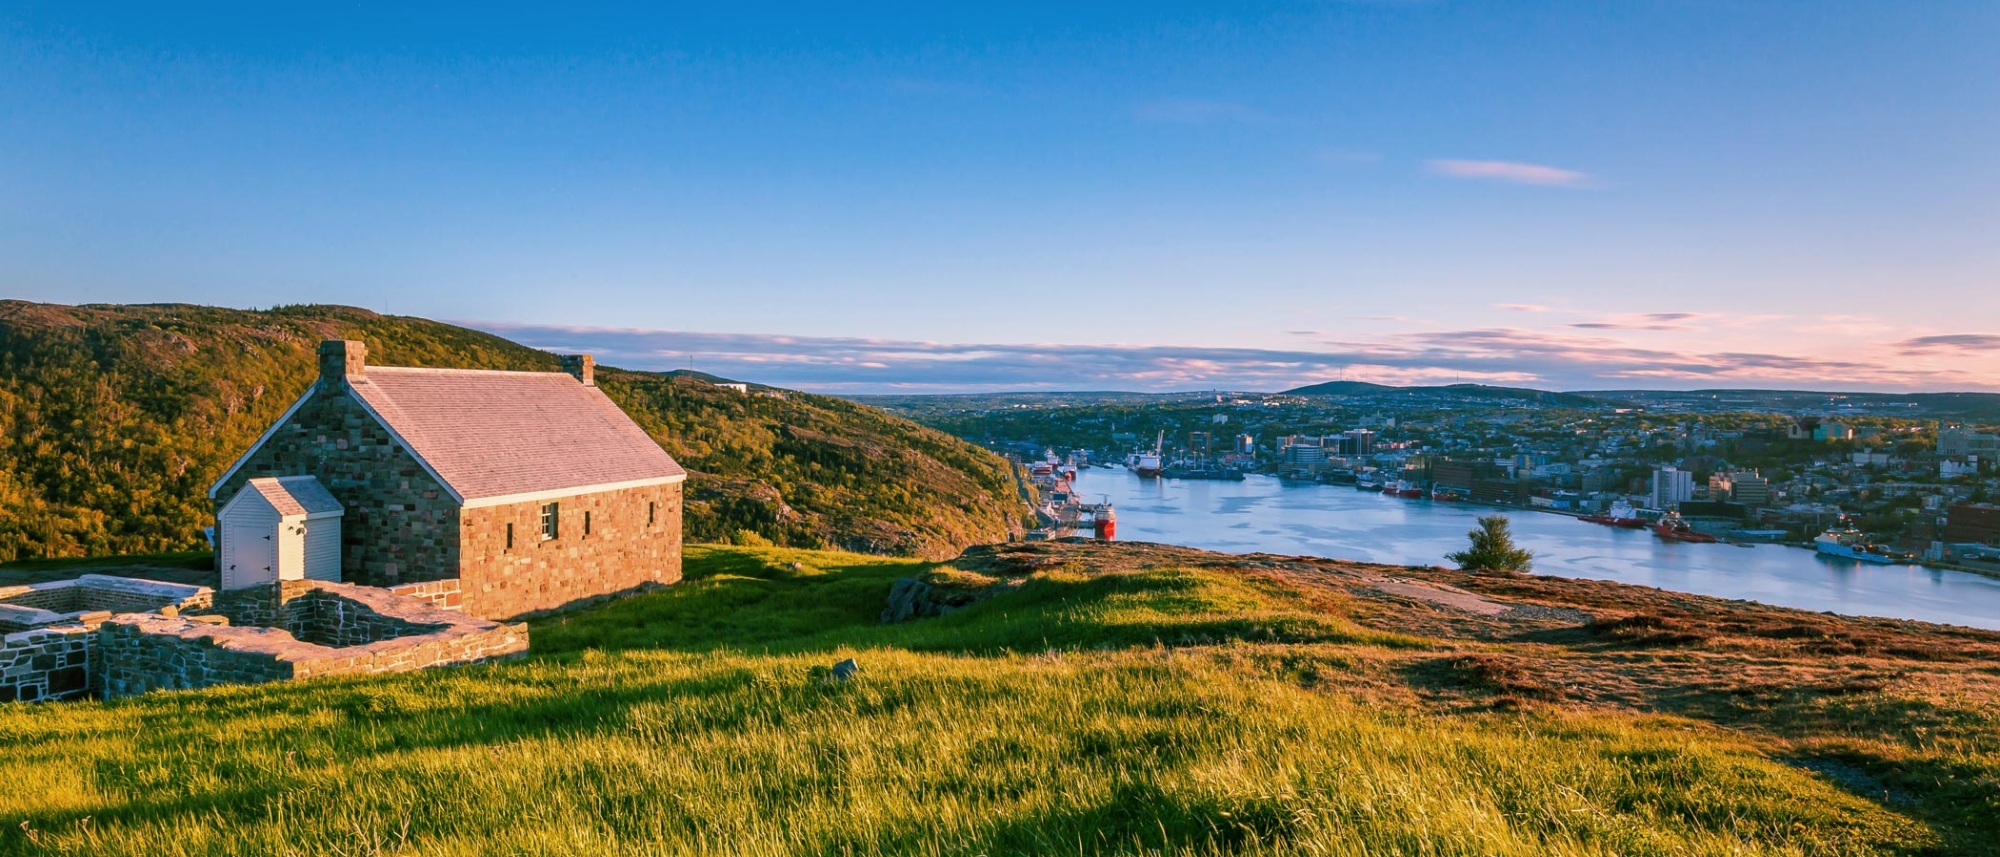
[1428,159,1591,187]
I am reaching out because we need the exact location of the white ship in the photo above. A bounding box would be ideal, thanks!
[1814,523,1914,565]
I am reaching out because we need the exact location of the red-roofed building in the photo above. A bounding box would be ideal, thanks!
[210,341,685,619]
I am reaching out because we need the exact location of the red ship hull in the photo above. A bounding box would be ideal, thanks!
[1653,523,1718,543]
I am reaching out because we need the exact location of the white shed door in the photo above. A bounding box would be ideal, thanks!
[221,505,280,589]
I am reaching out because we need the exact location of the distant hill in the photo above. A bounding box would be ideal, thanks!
[1282,380,1605,407]
[0,301,1029,563]
[661,368,749,386]
[1581,389,2000,421]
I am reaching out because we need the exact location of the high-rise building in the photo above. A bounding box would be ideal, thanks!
[1279,437,1326,467]
[1649,467,1694,510]
[1709,470,1770,507]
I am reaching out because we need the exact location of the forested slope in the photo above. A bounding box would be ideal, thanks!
[0,301,1028,562]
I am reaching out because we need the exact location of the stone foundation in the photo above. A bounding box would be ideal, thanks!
[0,625,96,702]
[0,575,211,631]
[0,576,528,702]
[100,580,527,698]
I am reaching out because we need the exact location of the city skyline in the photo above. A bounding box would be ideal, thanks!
[5,2,1997,392]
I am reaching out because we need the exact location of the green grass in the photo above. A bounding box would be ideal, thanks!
[0,546,1964,855]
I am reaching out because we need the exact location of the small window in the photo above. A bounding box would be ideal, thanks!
[506,523,514,550]
[648,501,656,526]
[540,502,560,540]
[584,510,592,536]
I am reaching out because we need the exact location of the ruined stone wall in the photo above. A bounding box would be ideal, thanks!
[96,618,298,697]
[208,579,315,630]
[213,388,461,587]
[456,481,684,619]
[0,576,211,617]
[209,580,445,648]
[99,581,528,699]
[387,579,465,611]
[0,626,94,702]
[0,606,65,634]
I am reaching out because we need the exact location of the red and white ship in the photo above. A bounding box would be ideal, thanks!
[1579,501,1646,529]
[1652,511,1718,543]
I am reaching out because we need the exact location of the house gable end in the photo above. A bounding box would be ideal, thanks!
[209,383,466,506]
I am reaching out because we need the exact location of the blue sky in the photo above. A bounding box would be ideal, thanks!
[4,2,1997,392]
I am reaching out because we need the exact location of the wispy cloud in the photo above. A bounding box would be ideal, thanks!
[1568,312,1706,332]
[1428,159,1591,187]
[465,320,1998,394]
[1493,303,1552,313]
[1131,98,1267,125]
[1897,334,2000,352]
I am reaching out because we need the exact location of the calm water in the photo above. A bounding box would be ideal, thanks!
[1073,469,2000,631]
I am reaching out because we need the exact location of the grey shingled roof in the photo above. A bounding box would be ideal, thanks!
[345,367,685,502]
[246,475,345,517]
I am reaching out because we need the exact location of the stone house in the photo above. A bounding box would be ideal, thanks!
[209,340,685,619]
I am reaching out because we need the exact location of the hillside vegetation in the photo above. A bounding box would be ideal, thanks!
[4,541,1996,855]
[0,300,1027,562]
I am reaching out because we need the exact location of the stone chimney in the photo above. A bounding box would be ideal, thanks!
[318,340,366,390]
[561,354,595,387]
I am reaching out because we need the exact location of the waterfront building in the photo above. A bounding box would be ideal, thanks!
[1279,437,1326,467]
[1650,467,1694,510]
[1709,470,1771,508]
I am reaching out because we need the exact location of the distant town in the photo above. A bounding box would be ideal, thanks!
[870,385,2000,574]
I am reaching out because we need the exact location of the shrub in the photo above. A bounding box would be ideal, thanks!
[1446,515,1534,573]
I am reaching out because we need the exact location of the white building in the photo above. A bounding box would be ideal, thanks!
[1650,466,1694,510]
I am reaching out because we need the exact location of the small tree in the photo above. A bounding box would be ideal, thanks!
[1447,515,1534,573]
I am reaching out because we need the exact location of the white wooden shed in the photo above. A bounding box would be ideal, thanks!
[217,476,345,590]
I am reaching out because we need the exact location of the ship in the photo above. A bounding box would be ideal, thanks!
[1814,523,1914,564]
[1028,476,1118,542]
[1430,485,1468,502]
[1580,501,1646,529]
[1129,430,1165,478]
[1085,500,1117,540]
[1652,511,1718,543]
[1354,473,1384,491]
[1387,479,1425,499]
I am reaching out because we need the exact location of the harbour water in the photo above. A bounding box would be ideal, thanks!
[1073,469,2000,631]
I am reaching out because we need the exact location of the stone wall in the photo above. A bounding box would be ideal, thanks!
[1,625,96,702]
[0,605,66,634]
[96,618,298,697]
[0,574,212,617]
[212,386,461,588]
[99,580,527,698]
[210,580,447,648]
[387,579,465,611]
[456,481,684,619]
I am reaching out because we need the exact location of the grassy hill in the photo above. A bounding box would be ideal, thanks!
[4,540,1996,855]
[0,300,1029,562]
